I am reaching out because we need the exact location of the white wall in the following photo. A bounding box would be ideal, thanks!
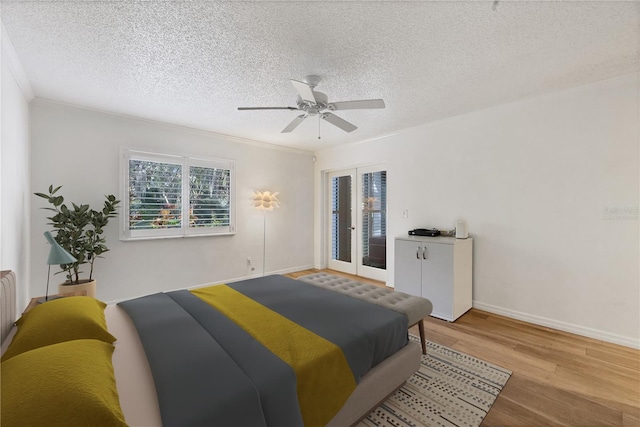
[1,26,32,313]
[314,74,639,348]
[30,101,314,303]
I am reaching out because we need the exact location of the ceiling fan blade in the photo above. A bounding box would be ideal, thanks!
[238,106,299,111]
[328,99,385,111]
[291,79,317,103]
[321,112,357,133]
[281,115,307,133]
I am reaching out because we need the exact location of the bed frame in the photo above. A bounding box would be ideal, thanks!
[1,271,422,426]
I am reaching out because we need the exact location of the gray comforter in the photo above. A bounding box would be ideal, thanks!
[119,274,408,427]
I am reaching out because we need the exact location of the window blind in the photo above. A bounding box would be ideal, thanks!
[362,170,386,267]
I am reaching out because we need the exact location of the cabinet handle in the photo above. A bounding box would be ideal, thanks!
[422,247,427,260]
[416,247,420,259]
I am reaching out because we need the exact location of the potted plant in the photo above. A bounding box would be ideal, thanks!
[35,185,120,297]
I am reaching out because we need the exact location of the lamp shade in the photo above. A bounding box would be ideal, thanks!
[44,231,77,265]
[253,191,280,211]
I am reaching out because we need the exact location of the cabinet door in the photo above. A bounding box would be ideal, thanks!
[394,239,422,297]
[421,242,454,320]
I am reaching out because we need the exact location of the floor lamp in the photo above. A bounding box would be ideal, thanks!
[253,191,279,276]
[40,231,77,303]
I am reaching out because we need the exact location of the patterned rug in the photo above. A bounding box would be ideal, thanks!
[359,335,511,427]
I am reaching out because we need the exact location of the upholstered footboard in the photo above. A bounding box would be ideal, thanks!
[298,272,433,354]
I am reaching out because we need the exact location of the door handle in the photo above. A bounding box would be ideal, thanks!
[416,247,420,259]
[422,247,427,260]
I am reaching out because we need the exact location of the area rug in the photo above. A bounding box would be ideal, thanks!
[359,334,511,427]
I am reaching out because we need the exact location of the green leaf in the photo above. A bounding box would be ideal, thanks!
[36,186,118,283]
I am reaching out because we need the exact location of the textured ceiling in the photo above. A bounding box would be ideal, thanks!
[1,1,638,151]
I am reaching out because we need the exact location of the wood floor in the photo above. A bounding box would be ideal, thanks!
[286,269,640,427]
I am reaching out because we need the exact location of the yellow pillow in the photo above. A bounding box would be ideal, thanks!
[1,296,116,362]
[1,339,128,427]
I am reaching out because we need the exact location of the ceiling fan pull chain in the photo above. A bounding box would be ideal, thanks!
[318,115,321,140]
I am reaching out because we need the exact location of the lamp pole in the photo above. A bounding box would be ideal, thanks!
[263,210,267,276]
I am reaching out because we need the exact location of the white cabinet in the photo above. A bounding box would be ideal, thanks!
[394,236,472,321]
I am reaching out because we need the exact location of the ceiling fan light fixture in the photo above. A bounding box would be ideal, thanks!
[302,74,322,88]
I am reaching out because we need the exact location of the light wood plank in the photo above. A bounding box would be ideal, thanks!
[483,393,568,427]
[587,347,640,371]
[504,375,623,426]
[623,412,640,427]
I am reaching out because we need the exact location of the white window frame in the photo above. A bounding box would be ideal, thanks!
[120,148,236,241]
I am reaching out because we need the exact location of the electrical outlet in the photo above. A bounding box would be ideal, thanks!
[402,209,409,218]
[246,257,252,266]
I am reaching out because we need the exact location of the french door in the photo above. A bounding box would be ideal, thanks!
[327,165,387,282]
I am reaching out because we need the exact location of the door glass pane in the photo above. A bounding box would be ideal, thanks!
[362,171,386,269]
[331,175,352,263]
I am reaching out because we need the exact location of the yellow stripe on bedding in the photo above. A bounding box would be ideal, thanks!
[191,284,356,427]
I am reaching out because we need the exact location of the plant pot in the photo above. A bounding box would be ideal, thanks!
[58,279,96,298]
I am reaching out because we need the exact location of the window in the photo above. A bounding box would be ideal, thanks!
[121,149,235,240]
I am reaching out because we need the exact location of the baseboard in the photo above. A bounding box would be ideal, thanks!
[269,264,315,276]
[207,264,315,285]
[473,301,640,350]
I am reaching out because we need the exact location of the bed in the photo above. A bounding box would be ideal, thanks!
[1,271,422,426]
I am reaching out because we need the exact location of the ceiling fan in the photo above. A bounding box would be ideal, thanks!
[238,75,385,135]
